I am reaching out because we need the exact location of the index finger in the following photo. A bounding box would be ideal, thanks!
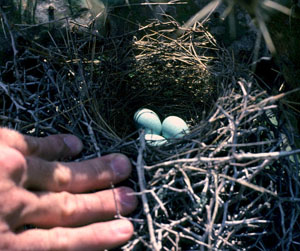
[0,127,83,161]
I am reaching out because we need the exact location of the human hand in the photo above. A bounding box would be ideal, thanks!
[0,128,138,250]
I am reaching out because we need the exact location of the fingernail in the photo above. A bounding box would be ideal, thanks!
[111,154,131,180]
[118,187,137,208]
[115,220,133,235]
[63,135,83,155]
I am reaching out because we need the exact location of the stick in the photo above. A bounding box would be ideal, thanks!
[136,130,160,251]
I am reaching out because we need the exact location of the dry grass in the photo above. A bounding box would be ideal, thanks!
[0,10,300,250]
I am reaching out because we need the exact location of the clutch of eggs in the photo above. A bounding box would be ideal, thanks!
[134,108,189,146]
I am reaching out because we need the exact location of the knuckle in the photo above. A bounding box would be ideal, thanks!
[0,128,19,145]
[0,128,31,156]
[53,163,71,191]
[59,192,77,224]
[0,146,26,181]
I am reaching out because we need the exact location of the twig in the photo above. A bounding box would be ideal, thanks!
[136,130,160,251]
[145,149,300,170]
[0,7,20,82]
[81,107,101,157]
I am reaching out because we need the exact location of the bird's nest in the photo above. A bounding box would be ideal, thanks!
[0,15,300,250]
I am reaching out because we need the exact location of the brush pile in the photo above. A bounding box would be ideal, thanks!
[0,12,299,250]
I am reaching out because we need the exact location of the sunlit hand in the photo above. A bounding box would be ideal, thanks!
[0,128,137,250]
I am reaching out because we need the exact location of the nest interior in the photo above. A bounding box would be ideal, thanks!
[84,21,223,139]
[1,12,300,251]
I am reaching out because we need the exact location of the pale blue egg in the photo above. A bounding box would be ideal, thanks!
[145,134,167,147]
[162,116,189,139]
[134,108,162,135]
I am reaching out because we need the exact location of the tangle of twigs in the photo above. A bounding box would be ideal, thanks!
[0,11,299,250]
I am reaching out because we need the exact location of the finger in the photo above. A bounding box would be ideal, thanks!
[0,127,83,161]
[21,187,137,228]
[23,154,132,192]
[7,219,133,251]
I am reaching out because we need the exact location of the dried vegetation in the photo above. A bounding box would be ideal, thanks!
[0,6,300,250]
